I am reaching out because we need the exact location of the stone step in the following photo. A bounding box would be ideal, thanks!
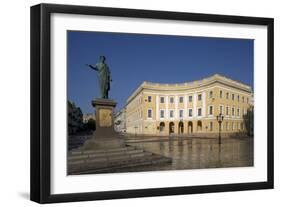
[68,136,91,150]
[70,146,136,155]
[68,151,153,165]
[68,154,171,174]
[68,149,145,161]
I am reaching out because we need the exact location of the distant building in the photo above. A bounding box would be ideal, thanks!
[114,108,126,133]
[125,74,253,136]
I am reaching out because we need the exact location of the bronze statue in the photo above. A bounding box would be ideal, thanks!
[86,56,111,99]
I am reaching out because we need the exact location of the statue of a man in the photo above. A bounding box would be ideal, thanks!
[86,56,111,99]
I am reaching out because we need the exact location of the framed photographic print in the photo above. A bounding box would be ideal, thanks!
[30,3,274,203]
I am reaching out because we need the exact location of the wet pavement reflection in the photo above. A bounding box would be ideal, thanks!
[125,136,253,172]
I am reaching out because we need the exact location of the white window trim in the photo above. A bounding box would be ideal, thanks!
[232,106,235,117]
[179,96,184,104]
[147,108,153,119]
[169,109,175,119]
[187,108,193,118]
[237,107,240,118]
[208,105,214,117]
[197,107,202,117]
[179,109,184,119]
[209,91,213,99]
[169,96,175,104]
[159,109,165,119]
[225,105,230,117]
[219,104,224,115]
[188,95,193,102]
[160,96,165,104]
[219,90,223,99]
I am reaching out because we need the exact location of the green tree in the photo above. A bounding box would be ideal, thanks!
[243,106,254,136]
[68,100,84,135]
[87,118,96,131]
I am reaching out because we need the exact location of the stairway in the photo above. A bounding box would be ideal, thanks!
[68,146,171,174]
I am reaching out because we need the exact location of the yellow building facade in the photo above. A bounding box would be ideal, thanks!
[125,74,253,137]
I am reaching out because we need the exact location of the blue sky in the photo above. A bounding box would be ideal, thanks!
[67,31,253,114]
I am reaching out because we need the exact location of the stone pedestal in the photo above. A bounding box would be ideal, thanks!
[68,99,172,174]
[92,99,116,135]
[83,99,125,149]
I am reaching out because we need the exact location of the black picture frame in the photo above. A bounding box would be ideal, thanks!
[30,3,274,204]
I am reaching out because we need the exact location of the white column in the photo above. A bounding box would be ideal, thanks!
[184,95,188,119]
[165,96,169,120]
[156,95,159,121]
[193,93,197,118]
[202,91,206,117]
[175,95,178,119]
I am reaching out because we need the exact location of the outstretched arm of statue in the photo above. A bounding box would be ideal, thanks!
[85,64,98,71]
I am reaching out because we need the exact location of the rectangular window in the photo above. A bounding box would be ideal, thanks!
[219,105,223,114]
[179,110,184,118]
[148,96,152,102]
[226,92,229,99]
[232,107,235,116]
[169,110,174,118]
[220,90,223,98]
[237,95,240,102]
[209,106,213,115]
[209,91,213,98]
[148,109,152,118]
[170,97,174,104]
[188,95,192,102]
[237,108,240,117]
[198,94,202,101]
[226,106,229,116]
[232,94,235,100]
[198,108,202,116]
[188,109,192,117]
[160,97,165,103]
[179,96,184,103]
[160,110,165,118]
[242,96,245,103]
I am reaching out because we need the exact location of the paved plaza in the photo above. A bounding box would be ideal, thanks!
[114,136,253,173]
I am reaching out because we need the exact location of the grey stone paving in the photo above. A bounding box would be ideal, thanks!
[114,136,254,173]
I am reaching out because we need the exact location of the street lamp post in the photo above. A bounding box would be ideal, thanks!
[216,113,224,145]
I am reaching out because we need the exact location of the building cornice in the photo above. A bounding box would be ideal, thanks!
[126,74,252,105]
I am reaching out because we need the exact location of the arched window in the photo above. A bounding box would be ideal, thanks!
[160,122,165,132]
[210,122,213,131]
[197,121,202,131]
